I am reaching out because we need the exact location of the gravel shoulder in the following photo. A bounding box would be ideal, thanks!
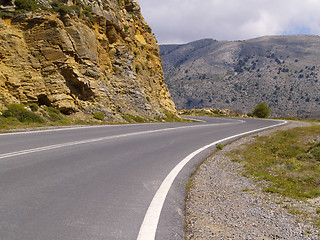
[185,121,320,240]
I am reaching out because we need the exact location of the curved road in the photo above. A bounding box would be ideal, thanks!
[0,117,285,240]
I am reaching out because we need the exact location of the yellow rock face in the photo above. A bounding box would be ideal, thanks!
[0,0,177,121]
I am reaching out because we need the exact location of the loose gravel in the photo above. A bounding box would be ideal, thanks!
[185,121,319,240]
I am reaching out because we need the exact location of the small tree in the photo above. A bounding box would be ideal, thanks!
[252,102,270,118]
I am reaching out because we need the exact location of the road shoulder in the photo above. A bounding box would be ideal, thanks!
[185,121,319,239]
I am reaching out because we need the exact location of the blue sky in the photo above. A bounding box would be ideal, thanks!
[138,0,320,44]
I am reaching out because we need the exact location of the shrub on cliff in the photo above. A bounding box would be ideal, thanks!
[45,107,65,122]
[15,0,39,12]
[252,102,271,118]
[50,0,88,18]
[3,104,45,123]
[29,103,39,112]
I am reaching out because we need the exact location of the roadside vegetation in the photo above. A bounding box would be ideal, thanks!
[229,125,320,227]
[179,108,244,118]
[230,125,320,200]
[180,103,272,119]
[179,104,320,123]
[248,102,271,118]
[0,104,70,130]
[122,111,189,123]
[3,104,45,124]
[163,110,187,122]
[0,103,186,131]
[93,112,105,121]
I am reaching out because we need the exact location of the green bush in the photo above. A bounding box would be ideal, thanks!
[46,107,60,115]
[122,114,146,123]
[163,110,182,122]
[309,143,320,161]
[135,65,140,73]
[56,4,70,15]
[51,0,77,16]
[252,102,270,118]
[82,6,93,21]
[133,116,145,123]
[0,115,21,129]
[29,103,39,112]
[3,104,45,123]
[93,112,105,121]
[247,112,254,117]
[15,0,39,12]
[0,11,14,18]
[45,107,64,122]
[122,114,133,122]
[216,143,224,150]
[50,0,86,17]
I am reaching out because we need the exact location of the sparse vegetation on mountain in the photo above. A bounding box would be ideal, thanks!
[161,36,320,119]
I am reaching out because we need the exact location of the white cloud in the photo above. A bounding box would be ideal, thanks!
[138,0,320,44]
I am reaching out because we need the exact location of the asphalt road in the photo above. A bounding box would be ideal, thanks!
[0,117,285,240]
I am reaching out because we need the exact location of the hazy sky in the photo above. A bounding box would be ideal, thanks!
[138,0,320,44]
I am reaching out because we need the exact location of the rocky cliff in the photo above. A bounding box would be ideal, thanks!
[161,36,320,119]
[0,0,177,122]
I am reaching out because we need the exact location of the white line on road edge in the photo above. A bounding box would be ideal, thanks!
[0,118,243,136]
[0,121,241,160]
[137,120,287,240]
[0,124,135,136]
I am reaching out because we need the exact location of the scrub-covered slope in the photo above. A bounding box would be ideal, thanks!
[161,36,320,119]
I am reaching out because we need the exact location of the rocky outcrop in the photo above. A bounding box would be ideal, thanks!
[0,0,177,121]
[161,36,320,119]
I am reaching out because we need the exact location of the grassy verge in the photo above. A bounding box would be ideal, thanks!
[179,108,227,117]
[0,104,188,132]
[230,125,320,199]
[179,108,245,118]
[0,104,71,132]
[229,125,320,227]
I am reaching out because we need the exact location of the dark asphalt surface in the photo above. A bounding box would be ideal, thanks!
[0,117,285,240]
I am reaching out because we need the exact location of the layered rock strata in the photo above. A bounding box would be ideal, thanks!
[0,0,177,121]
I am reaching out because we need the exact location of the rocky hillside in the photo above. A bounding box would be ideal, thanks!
[0,0,177,122]
[160,36,320,119]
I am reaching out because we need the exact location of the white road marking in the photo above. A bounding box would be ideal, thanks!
[137,120,287,240]
[181,117,206,122]
[0,124,128,136]
[0,118,245,136]
[0,121,240,160]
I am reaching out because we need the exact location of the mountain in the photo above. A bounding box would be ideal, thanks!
[160,36,320,119]
[0,0,177,122]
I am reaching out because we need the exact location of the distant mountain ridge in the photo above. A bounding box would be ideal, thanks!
[160,35,320,118]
